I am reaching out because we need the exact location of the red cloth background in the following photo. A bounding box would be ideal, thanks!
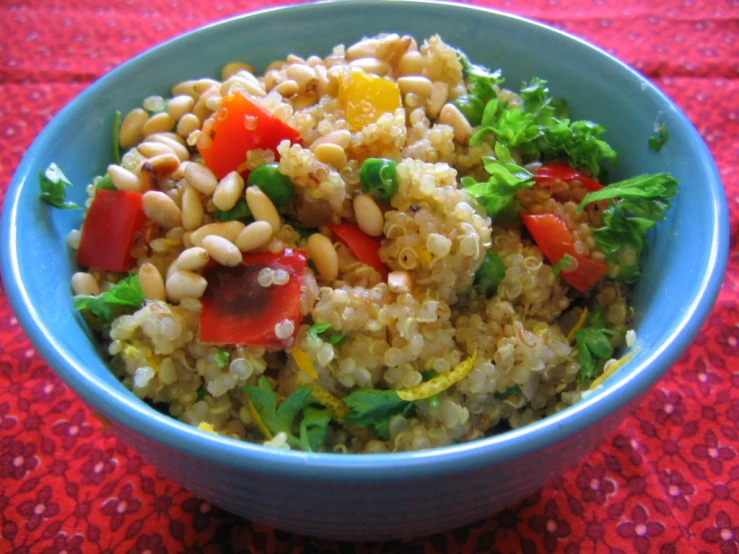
[0,1,737,552]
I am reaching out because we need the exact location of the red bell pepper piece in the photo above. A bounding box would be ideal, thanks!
[534,162,603,192]
[77,189,149,273]
[328,224,389,280]
[198,90,302,179]
[199,249,307,347]
[521,213,608,292]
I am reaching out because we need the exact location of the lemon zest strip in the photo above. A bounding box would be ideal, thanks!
[397,352,477,401]
[589,347,641,390]
[290,347,317,380]
[567,308,589,344]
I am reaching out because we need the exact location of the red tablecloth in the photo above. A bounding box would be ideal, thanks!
[1,1,737,552]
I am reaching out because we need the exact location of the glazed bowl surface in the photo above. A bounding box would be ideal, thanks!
[0,0,728,541]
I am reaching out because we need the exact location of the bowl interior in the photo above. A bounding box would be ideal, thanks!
[1,0,727,472]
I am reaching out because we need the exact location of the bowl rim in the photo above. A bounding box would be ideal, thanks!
[1,0,729,478]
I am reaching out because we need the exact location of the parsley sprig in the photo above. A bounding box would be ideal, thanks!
[574,306,619,385]
[39,163,80,210]
[73,273,144,327]
[307,322,346,346]
[578,173,678,281]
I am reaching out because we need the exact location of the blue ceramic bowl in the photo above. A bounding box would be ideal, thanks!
[0,0,728,541]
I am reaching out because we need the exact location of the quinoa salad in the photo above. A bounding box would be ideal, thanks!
[43,34,678,453]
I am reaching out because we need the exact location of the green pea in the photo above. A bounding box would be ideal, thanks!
[213,197,251,222]
[247,163,294,208]
[453,95,484,127]
[359,158,399,201]
[475,251,506,297]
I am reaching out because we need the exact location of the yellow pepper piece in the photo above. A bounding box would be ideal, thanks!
[342,70,402,132]
[589,347,641,390]
[244,394,273,440]
[397,353,478,401]
[311,384,351,421]
[291,348,318,380]
[567,308,589,343]
[197,422,216,434]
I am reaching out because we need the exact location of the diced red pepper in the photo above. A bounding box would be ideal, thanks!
[328,224,389,280]
[197,90,302,179]
[534,162,603,192]
[521,213,608,292]
[77,189,149,273]
[199,249,306,347]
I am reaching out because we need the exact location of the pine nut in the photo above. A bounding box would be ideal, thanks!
[189,221,245,247]
[213,171,245,211]
[439,103,473,144]
[71,272,100,296]
[202,235,242,267]
[147,134,190,161]
[292,91,318,110]
[171,80,198,99]
[285,63,318,91]
[221,62,255,81]
[138,263,166,302]
[398,76,433,98]
[167,95,195,121]
[314,143,347,169]
[142,112,176,137]
[137,161,158,191]
[166,270,207,302]
[154,131,187,145]
[147,153,181,177]
[176,113,201,138]
[376,34,411,66]
[353,193,384,237]
[246,186,281,232]
[108,164,143,192]
[349,57,390,76]
[181,185,204,230]
[426,81,449,120]
[309,130,351,151]
[119,108,149,149]
[307,233,339,282]
[274,79,299,97]
[175,247,209,271]
[184,162,218,196]
[346,38,380,61]
[234,221,273,252]
[397,51,424,76]
[388,271,412,294]
[192,86,220,122]
[137,141,175,158]
[142,191,182,228]
[193,78,219,95]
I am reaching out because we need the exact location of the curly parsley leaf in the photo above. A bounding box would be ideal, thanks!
[39,163,80,210]
[73,273,144,327]
[574,306,619,385]
[457,49,504,103]
[649,124,668,152]
[462,144,534,219]
[95,173,116,192]
[343,389,414,440]
[215,348,230,368]
[577,173,679,281]
[298,406,332,452]
[552,254,574,281]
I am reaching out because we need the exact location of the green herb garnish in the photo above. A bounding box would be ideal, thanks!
[649,124,668,152]
[461,144,534,219]
[242,377,331,452]
[495,385,522,400]
[307,322,346,346]
[112,110,122,165]
[215,348,230,368]
[578,173,678,281]
[343,389,414,440]
[73,273,144,327]
[39,163,80,210]
[552,254,574,280]
[95,173,116,191]
[574,306,619,385]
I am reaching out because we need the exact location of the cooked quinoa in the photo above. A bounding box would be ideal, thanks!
[62,33,679,454]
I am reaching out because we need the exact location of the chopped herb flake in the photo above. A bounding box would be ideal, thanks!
[73,273,144,327]
[39,163,80,210]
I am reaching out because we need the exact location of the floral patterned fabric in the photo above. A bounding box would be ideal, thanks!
[0,0,737,552]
